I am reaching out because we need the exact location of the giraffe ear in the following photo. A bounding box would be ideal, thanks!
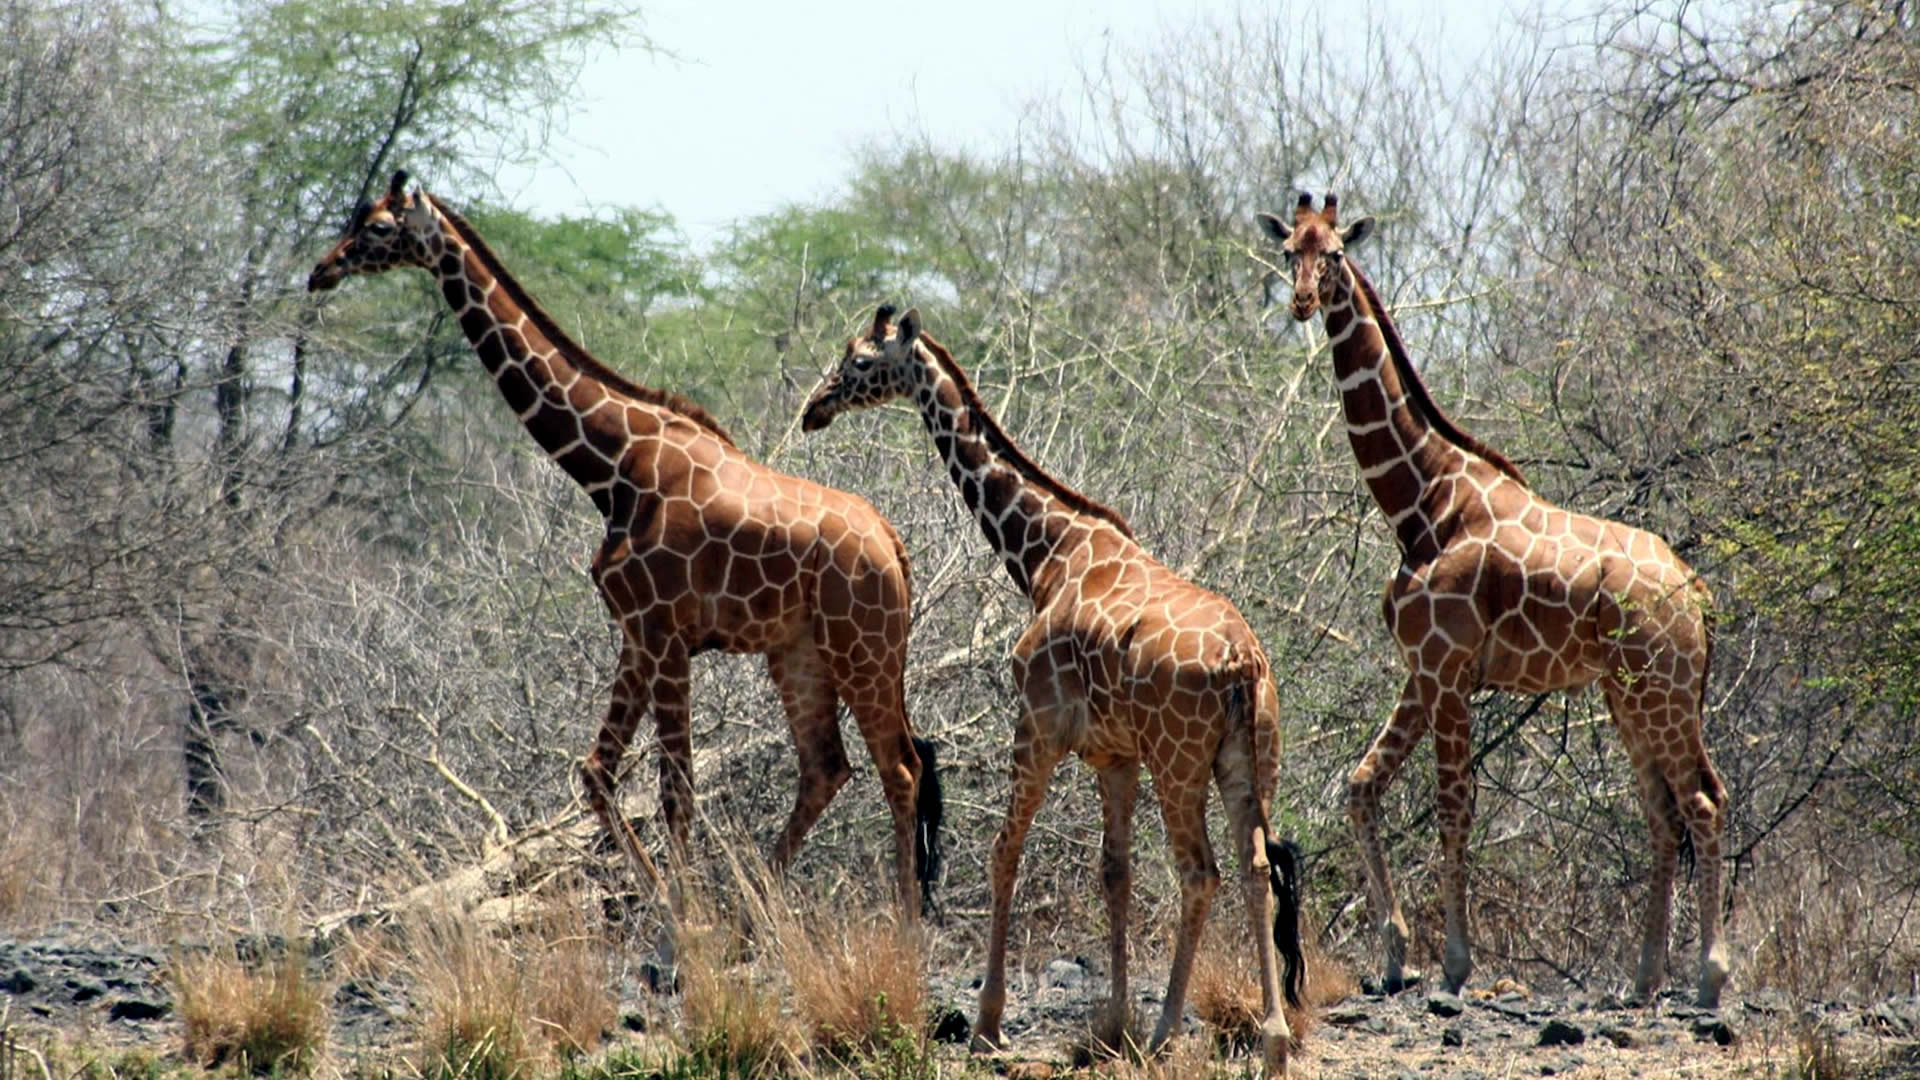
[896,307,921,347]
[387,170,410,199]
[1341,216,1375,248]
[1257,212,1292,244]
[402,195,435,231]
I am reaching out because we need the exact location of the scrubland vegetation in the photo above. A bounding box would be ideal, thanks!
[2,0,1916,1076]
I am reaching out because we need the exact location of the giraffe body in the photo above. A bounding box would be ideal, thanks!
[803,307,1303,1074]
[309,172,938,957]
[1260,194,1727,1007]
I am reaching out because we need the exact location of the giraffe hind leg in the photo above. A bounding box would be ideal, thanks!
[1145,782,1220,1058]
[1214,742,1293,1076]
[1676,755,1729,1008]
[1349,674,1433,994]
[765,637,853,878]
[1093,764,1140,1053]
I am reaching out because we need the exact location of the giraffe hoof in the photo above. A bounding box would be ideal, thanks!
[640,959,681,996]
[968,1029,1006,1055]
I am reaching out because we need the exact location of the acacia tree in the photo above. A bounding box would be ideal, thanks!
[0,0,644,893]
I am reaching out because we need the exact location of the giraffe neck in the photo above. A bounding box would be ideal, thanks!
[909,334,1135,605]
[421,197,734,517]
[1321,264,1479,562]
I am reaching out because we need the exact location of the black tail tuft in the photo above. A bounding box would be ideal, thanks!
[911,735,945,919]
[1267,837,1306,1009]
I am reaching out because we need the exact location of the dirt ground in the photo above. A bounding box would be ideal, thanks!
[5,930,1920,1078]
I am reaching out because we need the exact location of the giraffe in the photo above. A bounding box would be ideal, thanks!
[1257,192,1728,1007]
[801,305,1305,1074]
[307,171,942,960]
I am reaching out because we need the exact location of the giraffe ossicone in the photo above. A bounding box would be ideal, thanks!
[804,306,1305,1075]
[309,169,943,964]
[1259,192,1729,1008]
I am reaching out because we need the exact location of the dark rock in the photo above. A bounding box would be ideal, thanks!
[0,968,35,994]
[1868,1001,1917,1037]
[1427,991,1465,1018]
[1442,1023,1466,1047]
[1043,958,1086,990]
[1481,997,1533,1021]
[108,998,169,1022]
[67,978,106,1004]
[1361,970,1424,996]
[1537,1018,1586,1047]
[639,960,679,996]
[1595,1024,1637,1048]
[1690,1012,1739,1045]
[929,1007,970,1045]
[1325,1007,1373,1026]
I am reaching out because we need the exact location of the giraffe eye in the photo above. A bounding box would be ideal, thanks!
[851,354,874,372]
[1324,249,1344,262]
[366,221,395,238]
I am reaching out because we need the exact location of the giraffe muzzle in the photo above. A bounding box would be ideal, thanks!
[308,261,345,292]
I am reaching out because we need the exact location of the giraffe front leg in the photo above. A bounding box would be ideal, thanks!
[582,641,676,979]
[582,643,665,889]
[972,717,1064,1054]
[1348,674,1432,994]
[1094,764,1140,1052]
[1429,676,1476,994]
[645,639,694,981]
[1145,783,1219,1057]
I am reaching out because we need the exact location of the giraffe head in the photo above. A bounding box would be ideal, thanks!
[307,170,443,292]
[1257,191,1375,321]
[799,304,923,432]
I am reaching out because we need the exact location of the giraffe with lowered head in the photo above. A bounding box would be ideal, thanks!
[308,171,943,959]
[802,305,1304,1074]
[1258,192,1728,1007]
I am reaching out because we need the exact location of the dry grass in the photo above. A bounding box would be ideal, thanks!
[673,909,801,1079]
[171,941,327,1075]
[397,893,618,1080]
[1189,913,1357,1059]
[779,911,926,1061]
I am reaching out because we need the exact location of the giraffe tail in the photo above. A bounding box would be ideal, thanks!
[1228,676,1306,1010]
[910,734,945,918]
[1266,836,1306,1008]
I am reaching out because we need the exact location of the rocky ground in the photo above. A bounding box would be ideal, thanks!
[5,929,1920,1078]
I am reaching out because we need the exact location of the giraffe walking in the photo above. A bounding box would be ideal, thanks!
[802,305,1304,1073]
[308,171,942,960]
[1258,193,1728,1007]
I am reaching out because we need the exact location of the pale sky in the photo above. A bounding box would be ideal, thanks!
[496,0,1513,250]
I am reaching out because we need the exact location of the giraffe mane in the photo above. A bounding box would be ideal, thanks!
[1345,261,1528,487]
[914,331,1137,540]
[425,193,738,449]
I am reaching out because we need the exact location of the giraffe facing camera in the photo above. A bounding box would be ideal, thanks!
[1258,193,1729,1009]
